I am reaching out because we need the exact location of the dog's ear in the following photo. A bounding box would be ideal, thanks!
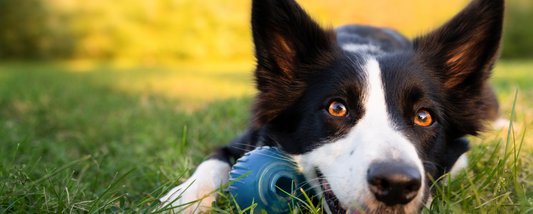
[413,0,504,135]
[251,0,338,129]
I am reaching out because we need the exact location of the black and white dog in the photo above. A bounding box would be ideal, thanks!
[160,0,503,213]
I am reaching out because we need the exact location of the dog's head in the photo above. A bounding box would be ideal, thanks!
[250,0,503,213]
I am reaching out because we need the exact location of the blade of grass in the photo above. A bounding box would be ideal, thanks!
[181,125,187,153]
[466,169,484,213]
[275,186,318,214]
[6,155,91,196]
[182,171,253,213]
[504,88,518,160]
[10,142,20,168]
[157,179,199,212]
[478,159,503,192]
[472,140,502,185]
[28,156,42,175]
[96,192,128,212]
[88,167,136,213]
[46,172,66,213]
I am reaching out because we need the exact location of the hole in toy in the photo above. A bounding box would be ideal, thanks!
[275,176,294,197]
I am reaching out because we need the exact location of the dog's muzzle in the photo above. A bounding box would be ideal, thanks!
[318,161,422,214]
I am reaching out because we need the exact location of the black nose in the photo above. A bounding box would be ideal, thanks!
[367,162,421,206]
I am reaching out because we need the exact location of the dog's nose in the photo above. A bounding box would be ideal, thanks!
[367,162,421,206]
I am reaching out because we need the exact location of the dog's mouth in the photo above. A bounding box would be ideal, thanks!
[316,170,362,214]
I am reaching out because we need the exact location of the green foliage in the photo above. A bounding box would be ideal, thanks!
[1,0,531,61]
[0,0,74,59]
[502,0,533,59]
[55,0,254,62]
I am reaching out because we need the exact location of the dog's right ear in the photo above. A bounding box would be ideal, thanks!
[251,0,338,129]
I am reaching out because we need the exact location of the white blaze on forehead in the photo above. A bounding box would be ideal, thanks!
[364,59,391,129]
[293,58,426,213]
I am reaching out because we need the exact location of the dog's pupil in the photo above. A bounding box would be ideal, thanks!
[418,112,428,121]
[333,103,345,113]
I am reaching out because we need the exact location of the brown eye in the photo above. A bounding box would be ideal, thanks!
[328,101,347,117]
[414,109,433,127]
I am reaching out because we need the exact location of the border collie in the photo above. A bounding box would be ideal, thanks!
[160,0,503,213]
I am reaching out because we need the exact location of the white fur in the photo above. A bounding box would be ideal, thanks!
[292,58,426,213]
[492,118,511,129]
[449,153,468,177]
[158,160,231,214]
[342,44,384,54]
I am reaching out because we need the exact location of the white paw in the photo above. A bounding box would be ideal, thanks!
[158,160,231,214]
[449,153,468,178]
[492,118,511,129]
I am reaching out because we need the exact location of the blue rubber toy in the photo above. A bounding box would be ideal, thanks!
[228,146,313,214]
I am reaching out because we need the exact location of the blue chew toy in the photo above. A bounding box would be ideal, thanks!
[228,146,313,214]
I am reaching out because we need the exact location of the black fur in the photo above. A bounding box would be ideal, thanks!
[336,25,412,52]
[208,0,504,212]
[413,0,504,137]
[250,0,339,129]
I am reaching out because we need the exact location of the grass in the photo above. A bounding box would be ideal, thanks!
[0,60,532,213]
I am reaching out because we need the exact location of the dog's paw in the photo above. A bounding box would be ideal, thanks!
[158,160,231,214]
[449,153,468,177]
[492,118,512,130]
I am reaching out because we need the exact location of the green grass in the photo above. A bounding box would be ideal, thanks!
[0,60,532,213]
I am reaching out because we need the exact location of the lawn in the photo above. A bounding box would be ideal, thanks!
[0,60,532,213]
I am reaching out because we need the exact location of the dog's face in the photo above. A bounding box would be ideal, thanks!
[250,0,503,213]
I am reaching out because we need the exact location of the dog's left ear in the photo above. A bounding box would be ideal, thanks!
[250,0,338,129]
[414,0,504,135]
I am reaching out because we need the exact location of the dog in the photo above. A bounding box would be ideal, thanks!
[159,0,503,213]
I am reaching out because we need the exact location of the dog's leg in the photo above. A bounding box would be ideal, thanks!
[449,153,468,177]
[158,130,257,213]
[158,159,231,213]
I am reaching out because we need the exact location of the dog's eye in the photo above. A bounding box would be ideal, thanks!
[328,101,347,117]
[414,109,433,127]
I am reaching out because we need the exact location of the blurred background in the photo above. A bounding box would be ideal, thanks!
[1,1,532,212]
[0,0,532,63]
